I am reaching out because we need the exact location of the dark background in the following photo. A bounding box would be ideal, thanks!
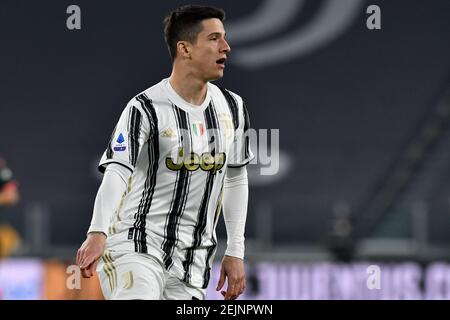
[1,0,450,253]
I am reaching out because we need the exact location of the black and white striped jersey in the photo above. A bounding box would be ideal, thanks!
[98,78,254,288]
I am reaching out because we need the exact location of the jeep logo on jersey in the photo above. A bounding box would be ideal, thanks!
[113,133,126,151]
[166,148,225,174]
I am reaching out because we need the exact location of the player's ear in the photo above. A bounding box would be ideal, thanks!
[177,41,192,59]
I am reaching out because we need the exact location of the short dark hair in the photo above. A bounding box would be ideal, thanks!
[163,5,226,61]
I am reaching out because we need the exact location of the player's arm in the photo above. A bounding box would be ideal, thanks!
[77,98,152,277]
[76,163,131,278]
[216,166,249,300]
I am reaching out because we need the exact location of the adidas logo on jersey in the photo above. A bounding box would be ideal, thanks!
[161,127,176,138]
[166,147,225,174]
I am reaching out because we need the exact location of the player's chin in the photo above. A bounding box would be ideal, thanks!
[208,71,224,81]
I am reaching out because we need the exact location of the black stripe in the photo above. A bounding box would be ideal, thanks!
[242,101,251,160]
[203,179,224,286]
[227,159,251,168]
[243,101,250,132]
[202,236,217,289]
[183,173,214,283]
[106,125,118,160]
[128,94,159,253]
[132,140,150,253]
[162,105,192,269]
[127,107,134,166]
[99,161,133,174]
[128,106,142,167]
[183,103,221,283]
[202,103,225,288]
[219,88,252,164]
[202,176,224,289]
[219,87,239,130]
[213,183,224,228]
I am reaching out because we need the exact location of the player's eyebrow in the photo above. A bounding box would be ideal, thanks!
[208,32,226,38]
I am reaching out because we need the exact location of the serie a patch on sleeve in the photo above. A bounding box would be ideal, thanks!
[113,133,127,152]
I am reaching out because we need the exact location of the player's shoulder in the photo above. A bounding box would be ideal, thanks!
[118,80,169,119]
[208,82,244,106]
[128,80,166,106]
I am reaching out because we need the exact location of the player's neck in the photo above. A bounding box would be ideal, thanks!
[169,70,208,107]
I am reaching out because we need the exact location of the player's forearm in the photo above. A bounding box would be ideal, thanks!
[223,167,249,260]
[87,164,130,236]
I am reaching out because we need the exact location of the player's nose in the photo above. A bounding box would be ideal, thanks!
[222,39,231,53]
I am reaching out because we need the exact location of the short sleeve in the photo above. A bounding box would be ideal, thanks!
[98,96,154,173]
[227,97,255,168]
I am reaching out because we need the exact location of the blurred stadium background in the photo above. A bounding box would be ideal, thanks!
[1,0,450,299]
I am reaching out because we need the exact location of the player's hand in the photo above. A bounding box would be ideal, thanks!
[76,232,106,278]
[216,255,246,300]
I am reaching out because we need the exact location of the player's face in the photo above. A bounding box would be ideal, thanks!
[190,18,231,81]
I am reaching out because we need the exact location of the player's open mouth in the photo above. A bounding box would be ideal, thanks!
[216,58,226,68]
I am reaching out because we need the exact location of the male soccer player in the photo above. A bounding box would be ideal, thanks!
[76,5,254,300]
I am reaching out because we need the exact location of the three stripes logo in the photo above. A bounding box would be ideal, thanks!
[161,127,176,138]
[102,251,117,292]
